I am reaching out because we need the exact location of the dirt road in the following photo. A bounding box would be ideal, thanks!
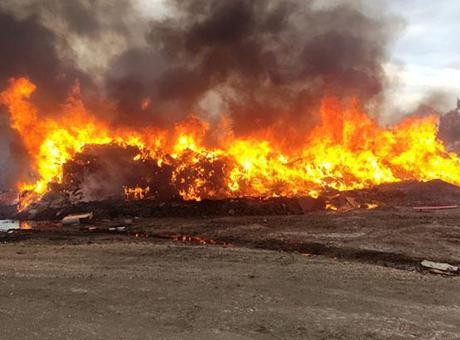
[0,240,458,339]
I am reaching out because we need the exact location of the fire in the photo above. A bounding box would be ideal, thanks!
[124,186,150,200]
[1,77,460,209]
[365,203,379,210]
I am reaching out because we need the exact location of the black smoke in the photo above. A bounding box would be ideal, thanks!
[106,0,402,139]
[0,8,93,190]
[0,9,93,111]
[0,0,403,190]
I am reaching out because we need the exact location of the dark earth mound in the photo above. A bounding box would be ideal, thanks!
[337,179,460,207]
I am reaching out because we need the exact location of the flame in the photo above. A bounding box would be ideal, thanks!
[1,77,460,209]
[325,203,338,211]
[124,186,150,200]
[365,203,379,210]
[19,221,32,230]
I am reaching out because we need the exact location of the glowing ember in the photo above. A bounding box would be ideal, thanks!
[171,235,230,246]
[1,77,460,209]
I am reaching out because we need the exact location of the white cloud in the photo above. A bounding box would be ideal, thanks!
[382,0,460,119]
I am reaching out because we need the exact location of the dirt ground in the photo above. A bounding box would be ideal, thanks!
[4,207,460,265]
[0,241,459,339]
[116,207,460,267]
[0,208,459,339]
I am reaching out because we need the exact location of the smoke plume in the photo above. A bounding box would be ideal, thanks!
[110,0,402,133]
[0,0,403,190]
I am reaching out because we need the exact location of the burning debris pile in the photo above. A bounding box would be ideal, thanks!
[1,75,460,216]
[0,0,459,216]
[2,77,459,212]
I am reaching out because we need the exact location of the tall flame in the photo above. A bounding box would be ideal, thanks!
[1,77,460,208]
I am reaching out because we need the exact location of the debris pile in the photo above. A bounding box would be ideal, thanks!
[62,212,93,225]
[1,180,459,220]
[16,196,326,221]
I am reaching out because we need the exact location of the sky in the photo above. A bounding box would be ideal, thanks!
[385,0,460,118]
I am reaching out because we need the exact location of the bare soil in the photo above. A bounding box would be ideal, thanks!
[0,207,459,339]
[0,241,459,339]
[5,206,460,268]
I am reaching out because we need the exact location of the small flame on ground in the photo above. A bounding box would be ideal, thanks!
[364,203,379,210]
[326,203,339,211]
[124,186,150,200]
[20,221,32,230]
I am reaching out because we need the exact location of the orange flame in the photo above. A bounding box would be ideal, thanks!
[1,77,460,209]
[124,186,150,200]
